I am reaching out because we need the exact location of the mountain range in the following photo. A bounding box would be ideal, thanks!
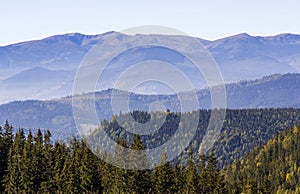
[0,32,300,104]
[0,73,299,140]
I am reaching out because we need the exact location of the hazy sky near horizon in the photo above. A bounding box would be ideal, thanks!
[0,0,299,46]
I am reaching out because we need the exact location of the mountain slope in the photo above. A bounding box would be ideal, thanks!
[206,33,299,81]
[0,32,112,74]
[0,67,75,103]
[224,125,300,193]
[0,32,300,103]
[0,73,299,138]
[225,73,300,108]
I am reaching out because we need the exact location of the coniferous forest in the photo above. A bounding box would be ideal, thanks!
[0,121,225,193]
[0,108,300,193]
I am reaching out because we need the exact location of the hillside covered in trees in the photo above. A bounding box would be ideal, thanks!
[2,72,300,140]
[1,108,300,193]
[89,108,300,167]
[224,125,300,193]
[1,121,300,193]
[0,122,226,193]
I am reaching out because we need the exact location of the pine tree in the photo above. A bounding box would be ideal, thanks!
[20,130,35,193]
[40,130,56,193]
[152,150,175,193]
[30,129,46,192]
[224,159,243,193]
[3,129,25,193]
[52,141,68,192]
[0,120,13,192]
[184,146,197,194]
[205,152,227,193]
[127,134,151,193]
[101,161,115,193]
[61,138,81,193]
[112,137,130,193]
[79,140,102,193]
[197,154,207,194]
[173,163,186,193]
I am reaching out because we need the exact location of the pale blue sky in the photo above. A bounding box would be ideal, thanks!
[1,0,300,46]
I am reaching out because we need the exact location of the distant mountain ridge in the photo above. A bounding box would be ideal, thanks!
[0,32,300,104]
[0,72,299,140]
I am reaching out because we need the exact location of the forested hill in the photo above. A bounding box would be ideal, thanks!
[1,120,300,193]
[224,125,300,193]
[1,108,300,167]
[1,73,300,138]
[88,108,300,167]
[0,122,227,193]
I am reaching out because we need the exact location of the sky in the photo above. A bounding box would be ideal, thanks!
[0,0,300,46]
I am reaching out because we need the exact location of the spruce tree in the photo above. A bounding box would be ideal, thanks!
[0,120,13,192]
[61,138,81,193]
[173,163,186,193]
[127,134,151,193]
[40,130,56,193]
[112,137,130,193]
[197,154,207,194]
[152,150,175,193]
[52,141,68,192]
[21,130,35,193]
[31,129,46,192]
[79,140,102,193]
[3,130,24,193]
[185,146,197,194]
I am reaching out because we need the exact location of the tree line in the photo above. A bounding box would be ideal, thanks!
[1,107,300,193]
[0,121,226,193]
[223,125,300,193]
[90,108,300,167]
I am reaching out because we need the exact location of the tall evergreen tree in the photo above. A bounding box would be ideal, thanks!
[0,121,13,192]
[197,154,207,194]
[184,146,197,194]
[52,141,68,192]
[152,150,175,193]
[61,138,81,193]
[31,129,46,192]
[20,130,35,193]
[173,163,186,193]
[79,140,102,193]
[111,137,131,193]
[3,129,24,193]
[40,130,56,193]
[127,134,151,193]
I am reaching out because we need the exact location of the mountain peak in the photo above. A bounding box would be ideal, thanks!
[233,33,251,38]
[64,32,85,37]
[225,33,257,41]
[273,33,300,38]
